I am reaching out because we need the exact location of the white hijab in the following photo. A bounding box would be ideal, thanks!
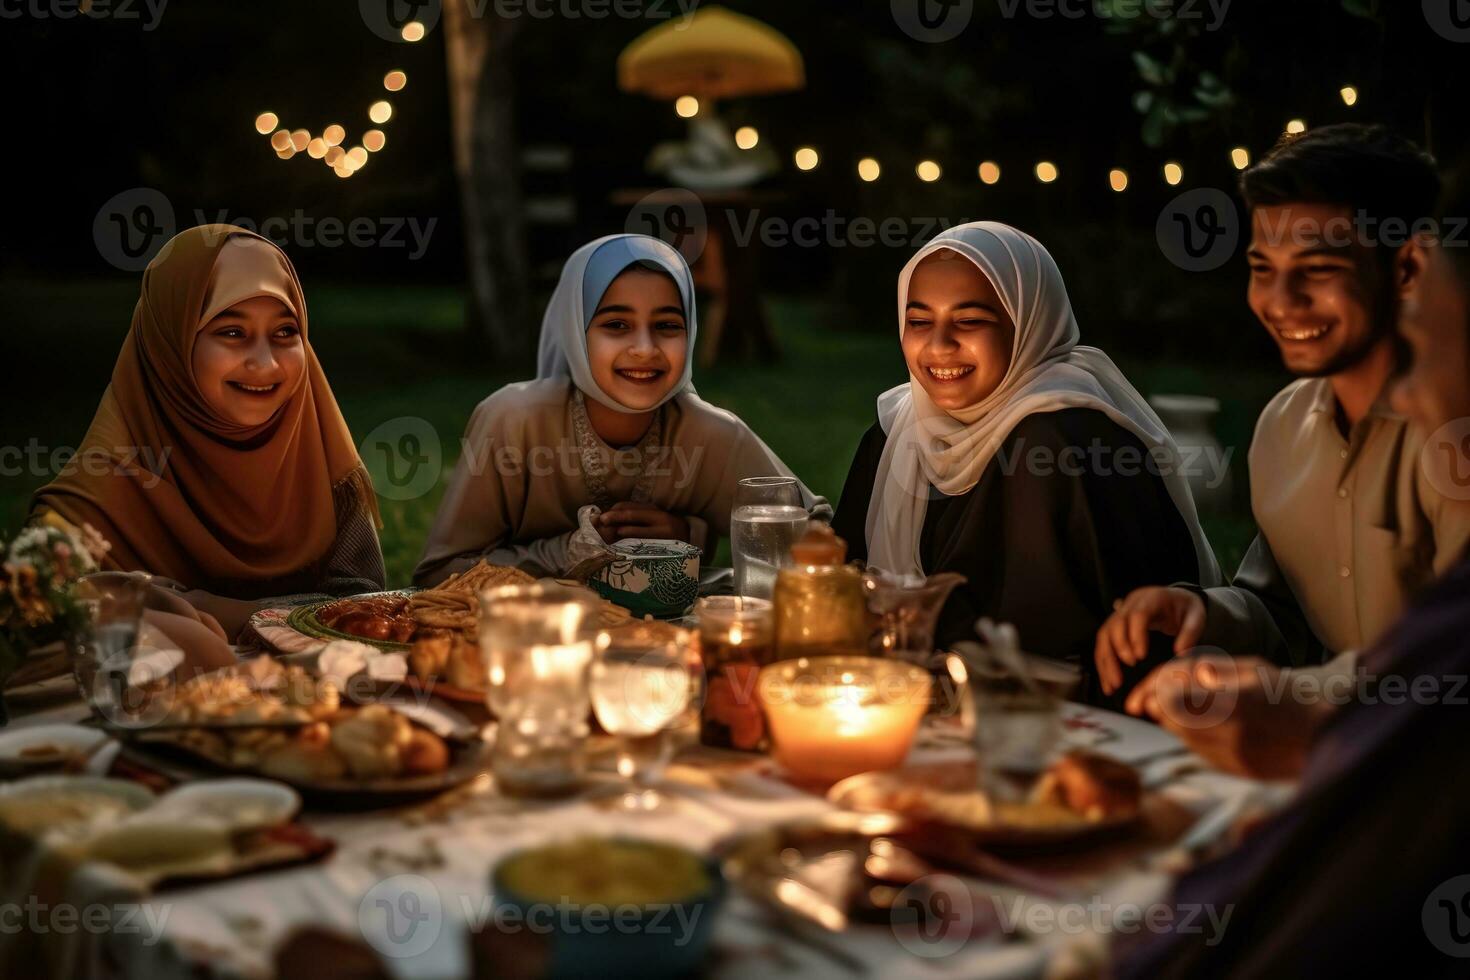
[536,234,698,414]
[865,221,1221,586]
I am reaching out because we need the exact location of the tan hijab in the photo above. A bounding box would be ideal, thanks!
[32,225,377,596]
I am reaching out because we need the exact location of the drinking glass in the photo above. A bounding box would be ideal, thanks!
[961,621,1079,801]
[479,582,599,798]
[69,572,153,724]
[730,476,807,599]
[589,624,693,811]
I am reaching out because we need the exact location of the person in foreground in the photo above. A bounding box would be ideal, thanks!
[1114,165,1470,978]
[31,226,386,651]
[414,234,829,585]
[830,222,1220,704]
[1097,125,1470,696]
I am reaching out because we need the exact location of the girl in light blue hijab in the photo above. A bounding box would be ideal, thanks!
[415,234,830,584]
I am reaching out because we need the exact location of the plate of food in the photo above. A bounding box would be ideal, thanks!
[253,562,634,703]
[0,723,109,777]
[827,751,1145,851]
[113,660,490,808]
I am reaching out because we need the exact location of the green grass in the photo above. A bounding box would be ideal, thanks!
[1,279,1278,585]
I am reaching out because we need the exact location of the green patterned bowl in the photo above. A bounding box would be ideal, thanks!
[589,539,701,619]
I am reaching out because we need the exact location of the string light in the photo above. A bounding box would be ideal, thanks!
[1340,86,1358,107]
[324,146,345,166]
[978,161,1001,185]
[916,160,941,182]
[254,112,278,135]
[401,21,425,42]
[1231,146,1251,170]
[675,96,699,118]
[363,129,386,152]
[1109,169,1129,192]
[346,146,369,169]
[384,70,407,92]
[368,101,393,124]
[1164,162,1183,186]
[307,138,327,159]
[323,125,345,147]
[290,129,310,152]
[269,129,292,152]
[1286,118,1307,134]
[1035,161,1058,183]
[734,126,759,149]
[794,147,819,171]
[857,157,881,182]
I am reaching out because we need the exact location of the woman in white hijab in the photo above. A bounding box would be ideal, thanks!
[415,234,829,584]
[831,222,1220,704]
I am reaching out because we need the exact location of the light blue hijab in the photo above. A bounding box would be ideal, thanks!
[535,234,698,414]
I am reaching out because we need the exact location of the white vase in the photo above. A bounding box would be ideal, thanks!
[1149,394,1233,515]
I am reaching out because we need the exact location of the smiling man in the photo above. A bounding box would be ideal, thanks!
[1115,159,1470,980]
[1097,125,1470,688]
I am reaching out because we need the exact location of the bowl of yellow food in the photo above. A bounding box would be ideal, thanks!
[490,837,724,979]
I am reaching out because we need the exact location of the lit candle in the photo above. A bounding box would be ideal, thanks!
[758,656,930,784]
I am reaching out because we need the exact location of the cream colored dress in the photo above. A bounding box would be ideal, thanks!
[413,379,831,585]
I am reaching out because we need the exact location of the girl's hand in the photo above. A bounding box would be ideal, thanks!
[596,502,690,544]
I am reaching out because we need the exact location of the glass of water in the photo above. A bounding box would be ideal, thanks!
[69,572,151,720]
[589,624,693,811]
[731,476,807,599]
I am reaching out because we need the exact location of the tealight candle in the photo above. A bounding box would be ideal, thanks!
[758,655,930,784]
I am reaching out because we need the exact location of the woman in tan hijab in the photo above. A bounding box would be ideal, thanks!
[32,225,384,643]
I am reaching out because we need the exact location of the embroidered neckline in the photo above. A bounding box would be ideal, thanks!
[570,390,663,508]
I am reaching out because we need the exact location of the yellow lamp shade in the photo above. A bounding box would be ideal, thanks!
[618,5,804,101]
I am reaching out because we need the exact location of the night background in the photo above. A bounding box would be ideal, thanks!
[4,0,1469,582]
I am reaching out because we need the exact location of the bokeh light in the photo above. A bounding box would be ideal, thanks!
[978,161,1001,185]
[857,157,880,182]
[916,160,941,182]
[254,112,278,135]
[369,101,393,124]
[384,70,407,92]
[794,147,819,171]
[734,126,759,149]
[1035,161,1058,183]
[1109,169,1128,192]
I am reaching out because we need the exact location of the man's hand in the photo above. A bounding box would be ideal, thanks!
[595,502,691,544]
[1094,586,1208,695]
[1124,655,1333,781]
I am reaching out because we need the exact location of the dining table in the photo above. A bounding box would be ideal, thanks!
[0,668,1284,980]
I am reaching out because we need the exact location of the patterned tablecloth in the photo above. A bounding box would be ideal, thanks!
[0,679,1278,980]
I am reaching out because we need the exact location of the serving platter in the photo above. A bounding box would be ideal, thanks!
[116,732,494,810]
[827,761,1141,852]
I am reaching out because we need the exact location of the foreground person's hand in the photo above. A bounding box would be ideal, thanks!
[1094,586,1207,695]
[1125,655,1333,781]
[595,502,690,544]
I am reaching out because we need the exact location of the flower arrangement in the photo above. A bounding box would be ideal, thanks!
[0,520,111,693]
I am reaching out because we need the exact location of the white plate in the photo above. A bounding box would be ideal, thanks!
[0,723,107,774]
[152,778,301,832]
[0,775,156,836]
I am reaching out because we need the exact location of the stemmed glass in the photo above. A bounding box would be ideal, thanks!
[588,624,693,811]
[730,475,807,599]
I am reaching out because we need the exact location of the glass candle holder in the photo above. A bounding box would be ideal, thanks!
[479,582,599,797]
[693,596,774,751]
[757,655,930,785]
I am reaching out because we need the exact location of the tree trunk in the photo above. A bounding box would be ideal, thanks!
[443,0,530,358]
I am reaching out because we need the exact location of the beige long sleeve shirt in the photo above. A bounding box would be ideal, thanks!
[413,380,831,586]
[1196,378,1470,665]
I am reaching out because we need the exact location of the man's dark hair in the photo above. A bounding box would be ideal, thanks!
[1240,123,1440,240]
[1437,156,1470,277]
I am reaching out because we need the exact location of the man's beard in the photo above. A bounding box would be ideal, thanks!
[1293,315,1393,379]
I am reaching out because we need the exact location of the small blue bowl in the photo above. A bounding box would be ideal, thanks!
[489,838,725,979]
